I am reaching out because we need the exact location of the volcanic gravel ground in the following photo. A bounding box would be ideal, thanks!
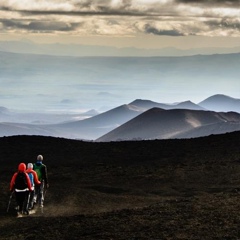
[0,132,240,239]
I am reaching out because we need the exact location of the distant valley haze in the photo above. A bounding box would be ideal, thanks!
[0,50,239,114]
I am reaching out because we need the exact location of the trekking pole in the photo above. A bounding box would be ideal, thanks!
[6,191,14,213]
[44,189,47,199]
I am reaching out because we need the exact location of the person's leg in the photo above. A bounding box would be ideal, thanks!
[33,185,40,207]
[28,189,34,209]
[23,191,30,214]
[39,182,45,207]
[15,192,25,214]
[14,191,20,212]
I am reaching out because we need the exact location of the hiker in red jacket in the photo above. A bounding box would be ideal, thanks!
[10,163,32,215]
[26,163,41,210]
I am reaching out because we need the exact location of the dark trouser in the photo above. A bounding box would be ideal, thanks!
[15,190,29,213]
[33,182,45,207]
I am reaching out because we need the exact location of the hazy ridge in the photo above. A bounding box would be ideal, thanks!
[1,40,240,57]
[0,94,240,141]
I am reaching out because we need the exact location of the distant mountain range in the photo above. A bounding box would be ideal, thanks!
[0,94,239,141]
[1,40,240,57]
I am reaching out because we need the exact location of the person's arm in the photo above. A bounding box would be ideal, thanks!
[42,165,49,187]
[10,173,17,191]
[32,169,41,185]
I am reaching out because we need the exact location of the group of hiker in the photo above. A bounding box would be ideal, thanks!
[9,154,49,216]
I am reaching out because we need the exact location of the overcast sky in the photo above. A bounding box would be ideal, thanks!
[0,1,240,113]
[1,0,240,49]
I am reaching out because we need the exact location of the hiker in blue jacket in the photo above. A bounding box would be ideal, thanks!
[33,155,49,209]
[26,163,41,210]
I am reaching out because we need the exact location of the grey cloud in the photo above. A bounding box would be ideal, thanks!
[73,0,112,9]
[7,9,151,17]
[0,0,157,18]
[206,18,240,30]
[144,24,185,36]
[73,0,132,10]
[0,0,239,18]
[175,0,240,6]
[0,19,80,32]
[1,0,240,37]
[28,21,80,31]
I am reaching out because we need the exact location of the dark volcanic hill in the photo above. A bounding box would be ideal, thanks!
[97,108,240,141]
[1,132,240,239]
[53,101,205,140]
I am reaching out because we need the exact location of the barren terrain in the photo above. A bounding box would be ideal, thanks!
[0,132,240,239]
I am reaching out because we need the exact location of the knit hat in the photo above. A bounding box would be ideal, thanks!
[37,155,43,161]
[27,163,33,169]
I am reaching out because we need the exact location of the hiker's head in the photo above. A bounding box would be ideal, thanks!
[18,163,26,172]
[37,155,43,162]
[27,163,33,169]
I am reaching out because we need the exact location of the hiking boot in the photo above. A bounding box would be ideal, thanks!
[28,203,33,210]
[23,210,29,215]
[17,211,23,217]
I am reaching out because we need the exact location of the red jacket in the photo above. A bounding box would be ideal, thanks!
[26,168,41,185]
[10,163,32,191]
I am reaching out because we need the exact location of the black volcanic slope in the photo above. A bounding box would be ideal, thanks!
[0,132,240,239]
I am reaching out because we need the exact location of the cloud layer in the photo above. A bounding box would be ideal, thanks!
[0,0,239,37]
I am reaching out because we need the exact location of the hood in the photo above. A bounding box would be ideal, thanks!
[18,163,26,172]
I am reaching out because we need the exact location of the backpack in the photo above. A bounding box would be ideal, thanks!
[14,172,28,190]
[34,164,43,181]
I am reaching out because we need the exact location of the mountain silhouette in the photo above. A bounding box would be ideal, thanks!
[199,94,240,113]
[129,99,205,111]
[54,104,145,139]
[0,94,239,140]
[1,40,240,56]
[97,108,240,141]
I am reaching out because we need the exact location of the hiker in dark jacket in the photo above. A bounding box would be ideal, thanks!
[10,163,32,215]
[33,155,49,209]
